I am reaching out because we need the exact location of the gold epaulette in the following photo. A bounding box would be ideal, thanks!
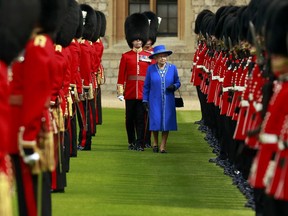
[55,45,62,52]
[72,39,76,43]
[80,39,86,44]
[89,41,93,45]
[34,35,47,48]
[96,39,100,43]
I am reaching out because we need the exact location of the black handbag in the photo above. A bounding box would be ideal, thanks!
[175,89,184,108]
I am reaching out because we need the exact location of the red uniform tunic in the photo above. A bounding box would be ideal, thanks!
[249,81,288,188]
[274,111,288,200]
[69,39,82,94]
[9,34,54,216]
[117,48,151,100]
[207,51,221,103]
[220,56,233,115]
[79,39,93,88]
[192,43,207,87]
[93,39,104,125]
[9,35,53,153]
[231,59,249,122]
[233,58,252,140]
[0,61,9,152]
[266,79,288,199]
[93,39,103,76]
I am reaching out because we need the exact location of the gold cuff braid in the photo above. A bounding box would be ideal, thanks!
[117,84,124,97]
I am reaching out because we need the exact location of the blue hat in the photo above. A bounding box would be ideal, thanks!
[149,45,173,59]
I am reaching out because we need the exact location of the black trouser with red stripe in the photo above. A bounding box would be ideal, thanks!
[76,99,92,150]
[125,99,145,148]
[11,154,51,216]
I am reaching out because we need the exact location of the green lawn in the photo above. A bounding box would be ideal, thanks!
[17,108,254,216]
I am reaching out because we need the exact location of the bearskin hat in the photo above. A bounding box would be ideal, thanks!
[125,13,149,48]
[200,13,215,38]
[194,9,213,35]
[98,11,107,37]
[80,4,97,41]
[237,6,249,42]
[265,1,288,56]
[0,0,40,65]
[214,6,239,40]
[223,14,238,46]
[215,6,229,27]
[56,0,80,47]
[39,0,68,36]
[254,0,273,36]
[142,11,158,45]
[75,7,84,39]
[91,11,101,42]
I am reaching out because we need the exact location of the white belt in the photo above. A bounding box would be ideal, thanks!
[240,100,249,107]
[259,133,278,144]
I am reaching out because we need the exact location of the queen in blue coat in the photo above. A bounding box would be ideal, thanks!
[143,45,181,153]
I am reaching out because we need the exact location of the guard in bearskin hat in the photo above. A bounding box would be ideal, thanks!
[0,3,40,214]
[0,3,41,213]
[77,4,97,151]
[8,0,67,215]
[248,1,288,215]
[64,1,83,158]
[117,13,151,151]
[70,5,84,155]
[92,10,106,127]
[50,0,80,193]
[89,10,101,137]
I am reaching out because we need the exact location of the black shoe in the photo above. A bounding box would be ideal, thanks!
[153,146,159,153]
[209,158,218,163]
[160,150,167,153]
[51,188,65,193]
[145,143,152,148]
[128,143,135,150]
[77,145,84,151]
[136,146,144,151]
[194,119,202,125]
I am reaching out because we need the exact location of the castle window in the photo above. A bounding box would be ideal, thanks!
[128,0,178,37]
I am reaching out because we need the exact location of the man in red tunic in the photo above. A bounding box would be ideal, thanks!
[0,1,40,214]
[117,13,151,151]
[78,4,97,151]
[8,1,67,215]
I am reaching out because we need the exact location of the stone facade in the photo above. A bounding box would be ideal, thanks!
[77,0,250,97]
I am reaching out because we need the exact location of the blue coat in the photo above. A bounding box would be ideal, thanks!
[143,62,181,131]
